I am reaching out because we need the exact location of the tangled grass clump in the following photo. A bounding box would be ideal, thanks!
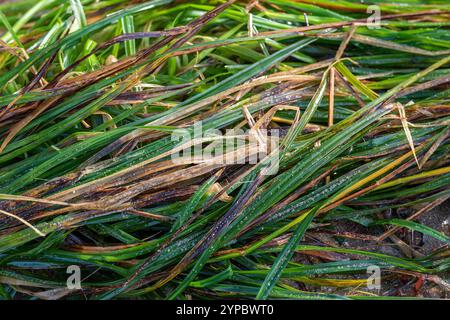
[0,0,449,300]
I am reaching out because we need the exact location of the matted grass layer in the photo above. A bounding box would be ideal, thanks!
[0,0,449,300]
